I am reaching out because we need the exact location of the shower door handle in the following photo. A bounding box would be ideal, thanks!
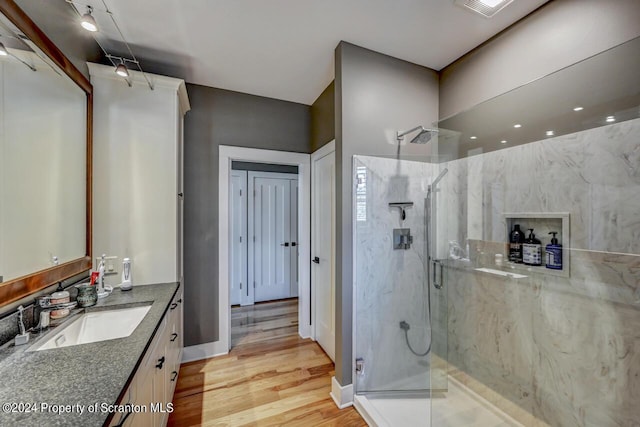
[433,260,443,289]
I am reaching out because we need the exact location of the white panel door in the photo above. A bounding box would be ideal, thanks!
[230,171,247,306]
[251,173,292,302]
[312,143,335,361]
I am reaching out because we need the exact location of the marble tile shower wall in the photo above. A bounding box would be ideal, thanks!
[442,117,640,426]
[354,155,436,392]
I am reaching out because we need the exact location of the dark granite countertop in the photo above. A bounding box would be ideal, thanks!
[0,282,179,427]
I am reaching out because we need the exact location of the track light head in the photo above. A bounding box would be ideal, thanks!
[115,63,129,78]
[81,6,98,32]
[0,42,7,56]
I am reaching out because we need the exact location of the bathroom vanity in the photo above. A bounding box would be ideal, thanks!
[0,283,182,426]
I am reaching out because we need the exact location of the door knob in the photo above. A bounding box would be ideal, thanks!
[313,257,320,264]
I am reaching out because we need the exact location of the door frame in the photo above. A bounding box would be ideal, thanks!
[311,140,335,354]
[219,146,311,352]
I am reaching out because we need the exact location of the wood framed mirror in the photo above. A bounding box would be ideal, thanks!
[0,0,92,306]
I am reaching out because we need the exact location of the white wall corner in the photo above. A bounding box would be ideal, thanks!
[330,376,354,409]
[181,341,228,363]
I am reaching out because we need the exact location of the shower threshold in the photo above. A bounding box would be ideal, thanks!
[353,376,523,427]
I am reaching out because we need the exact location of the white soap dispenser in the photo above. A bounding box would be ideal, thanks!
[121,257,133,291]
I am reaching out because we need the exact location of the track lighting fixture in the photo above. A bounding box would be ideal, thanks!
[81,6,98,32]
[0,42,7,56]
[115,62,129,78]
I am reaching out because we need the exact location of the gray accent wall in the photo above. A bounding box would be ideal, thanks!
[311,81,335,152]
[439,0,640,119]
[15,0,103,80]
[183,84,310,346]
[334,42,439,385]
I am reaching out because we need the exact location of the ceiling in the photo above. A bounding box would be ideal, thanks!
[78,0,549,105]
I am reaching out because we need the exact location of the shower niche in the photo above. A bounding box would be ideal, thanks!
[503,212,570,278]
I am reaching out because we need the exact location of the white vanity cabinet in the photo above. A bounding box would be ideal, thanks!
[89,62,190,288]
[109,289,184,427]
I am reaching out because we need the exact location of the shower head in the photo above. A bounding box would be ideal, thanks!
[396,126,439,144]
[430,168,449,189]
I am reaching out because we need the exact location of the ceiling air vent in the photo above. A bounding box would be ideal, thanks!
[454,0,514,18]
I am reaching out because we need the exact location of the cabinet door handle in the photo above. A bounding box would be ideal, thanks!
[171,371,178,382]
[170,333,178,342]
[177,298,182,304]
[312,257,320,264]
[170,303,178,310]
[156,356,165,369]
[280,242,289,247]
[291,242,297,247]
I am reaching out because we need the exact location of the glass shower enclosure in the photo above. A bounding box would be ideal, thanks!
[352,36,640,427]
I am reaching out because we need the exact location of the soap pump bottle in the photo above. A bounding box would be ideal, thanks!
[523,229,542,266]
[545,232,562,270]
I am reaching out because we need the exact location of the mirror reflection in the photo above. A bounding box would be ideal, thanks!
[0,12,86,283]
[438,36,640,161]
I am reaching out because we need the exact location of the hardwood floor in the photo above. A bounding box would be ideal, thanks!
[168,299,365,426]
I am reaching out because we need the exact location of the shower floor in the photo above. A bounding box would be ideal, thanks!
[353,376,522,427]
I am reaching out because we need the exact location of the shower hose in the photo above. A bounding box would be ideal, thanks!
[399,320,431,357]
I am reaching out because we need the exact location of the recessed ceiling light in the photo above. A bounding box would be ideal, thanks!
[470,136,477,140]
[455,0,514,18]
[573,106,584,112]
[479,0,505,6]
[0,42,7,56]
[513,124,522,128]
[606,116,615,123]
[500,140,507,144]
[546,130,554,136]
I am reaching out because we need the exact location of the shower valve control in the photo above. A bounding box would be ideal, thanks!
[355,358,365,375]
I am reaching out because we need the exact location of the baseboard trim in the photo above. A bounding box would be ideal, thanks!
[181,341,228,363]
[330,377,354,409]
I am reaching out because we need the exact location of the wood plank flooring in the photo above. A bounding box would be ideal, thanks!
[168,299,366,427]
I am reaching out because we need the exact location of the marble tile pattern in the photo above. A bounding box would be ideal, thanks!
[353,117,640,426]
[354,155,436,393]
[442,118,640,426]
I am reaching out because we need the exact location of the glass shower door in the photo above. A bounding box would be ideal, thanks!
[354,155,433,396]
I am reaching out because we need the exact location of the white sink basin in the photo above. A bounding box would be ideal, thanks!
[30,305,151,351]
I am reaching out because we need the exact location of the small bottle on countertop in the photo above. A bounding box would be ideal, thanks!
[121,258,133,291]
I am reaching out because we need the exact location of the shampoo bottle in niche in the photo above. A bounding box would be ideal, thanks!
[121,258,132,291]
[545,232,563,270]
[509,224,525,263]
[522,229,542,266]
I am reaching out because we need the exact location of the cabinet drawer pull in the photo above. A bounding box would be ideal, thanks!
[170,333,178,342]
[156,356,165,369]
[170,303,178,310]
[171,371,178,382]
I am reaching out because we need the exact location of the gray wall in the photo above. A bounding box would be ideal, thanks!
[439,0,640,119]
[15,0,103,80]
[183,84,310,346]
[311,81,335,152]
[335,42,439,385]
